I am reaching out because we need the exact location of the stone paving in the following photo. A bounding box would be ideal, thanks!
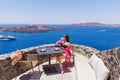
[12,60,75,80]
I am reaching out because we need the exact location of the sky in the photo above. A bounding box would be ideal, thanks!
[0,0,120,24]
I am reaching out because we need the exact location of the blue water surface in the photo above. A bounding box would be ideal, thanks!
[0,24,120,54]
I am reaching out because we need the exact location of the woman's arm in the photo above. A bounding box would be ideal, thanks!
[64,43,73,54]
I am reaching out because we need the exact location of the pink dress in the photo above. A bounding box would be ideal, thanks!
[63,44,71,68]
[63,46,70,59]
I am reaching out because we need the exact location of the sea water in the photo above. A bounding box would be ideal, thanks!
[0,24,120,54]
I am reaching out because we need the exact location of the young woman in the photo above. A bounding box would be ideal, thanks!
[56,34,73,74]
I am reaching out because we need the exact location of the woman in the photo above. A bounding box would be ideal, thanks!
[56,34,73,74]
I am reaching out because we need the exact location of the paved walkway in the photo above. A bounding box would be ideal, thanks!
[12,60,75,80]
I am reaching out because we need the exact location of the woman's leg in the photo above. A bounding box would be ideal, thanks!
[56,55,64,73]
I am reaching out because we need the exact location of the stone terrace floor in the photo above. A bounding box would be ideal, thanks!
[12,60,75,80]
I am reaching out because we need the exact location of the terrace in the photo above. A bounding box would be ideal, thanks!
[0,44,120,80]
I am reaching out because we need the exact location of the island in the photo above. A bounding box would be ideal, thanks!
[71,22,120,27]
[0,25,62,33]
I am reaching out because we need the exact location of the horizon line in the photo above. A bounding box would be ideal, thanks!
[1,22,120,25]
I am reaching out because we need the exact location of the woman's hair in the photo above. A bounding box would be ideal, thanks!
[64,34,69,42]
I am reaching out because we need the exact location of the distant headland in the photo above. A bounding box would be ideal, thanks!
[0,25,62,33]
[71,22,120,27]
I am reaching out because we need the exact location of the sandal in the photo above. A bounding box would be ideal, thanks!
[61,70,64,74]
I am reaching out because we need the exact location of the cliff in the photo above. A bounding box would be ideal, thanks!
[72,22,120,27]
[0,25,62,33]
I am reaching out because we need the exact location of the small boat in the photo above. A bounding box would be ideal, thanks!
[0,35,16,40]
[100,29,106,32]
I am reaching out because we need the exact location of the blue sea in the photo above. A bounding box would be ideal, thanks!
[0,24,120,54]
